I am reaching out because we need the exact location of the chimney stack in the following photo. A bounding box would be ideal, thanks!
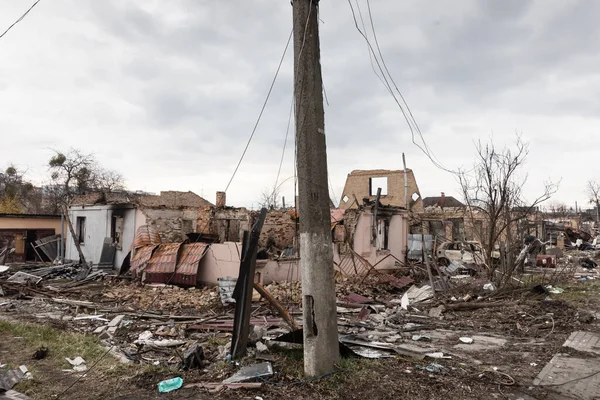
[440,192,446,209]
[216,191,226,208]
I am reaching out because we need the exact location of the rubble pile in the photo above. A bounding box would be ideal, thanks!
[0,243,598,399]
[102,283,221,312]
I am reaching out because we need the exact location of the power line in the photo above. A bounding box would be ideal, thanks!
[224,28,293,193]
[347,0,459,175]
[0,0,43,41]
[271,96,295,204]
[364,0,448,171]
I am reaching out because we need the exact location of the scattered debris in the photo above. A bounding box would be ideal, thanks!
[405,285,434,303]
[223,362,274,384]
[181,343,204,370]
[411,335,431,342]
[217,277,237,306]
[32,347,48,360]
[134,339,186,348]
[459,337,474,344]
[65,357,87,372]
[425,352,451,359]
[546,286,564,294]
[418,362,445,373]
[7,272,42,285]
[183,382,262,392]
[255,342,268,353]
[0,368,28,391]
[157,377,184,393]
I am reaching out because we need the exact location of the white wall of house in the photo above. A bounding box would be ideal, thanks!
[66,205,137,269]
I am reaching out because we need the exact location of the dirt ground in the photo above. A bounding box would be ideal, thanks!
[1,274,599,399]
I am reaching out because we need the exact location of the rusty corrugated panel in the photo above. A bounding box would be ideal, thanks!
[130,245,158,278]
[131,225,161,250]
[142,242,208,286]
[175,243,209,279]
[142,243,182,284]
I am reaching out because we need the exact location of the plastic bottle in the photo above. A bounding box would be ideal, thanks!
[157,377,183,393]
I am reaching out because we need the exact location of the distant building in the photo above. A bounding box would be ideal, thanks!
[423,194,465,209]
[0,213,61,262]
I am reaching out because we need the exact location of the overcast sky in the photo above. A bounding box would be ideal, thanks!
[1,0,598,210]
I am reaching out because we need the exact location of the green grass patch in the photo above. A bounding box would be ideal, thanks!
[0,320,105,364]
[558,280,600,304]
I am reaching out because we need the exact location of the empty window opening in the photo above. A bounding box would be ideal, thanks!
[76,217,86,245]
[342,195,349,203]
[111,215,124,249]
[376,219,389,250]
[370,177,388,196]
[411,192,420,201]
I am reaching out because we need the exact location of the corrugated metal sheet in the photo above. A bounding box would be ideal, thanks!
[142,243,182,283]
[176,242,209,276]
[131,242,209,286]
[130,245,158,278]
[141,242,208,286]
[131,225,161,250]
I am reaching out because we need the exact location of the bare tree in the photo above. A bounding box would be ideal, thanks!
[259,185,281,210]
[48,148,125,205]
[458,135,559,279]
[587,180,600,223]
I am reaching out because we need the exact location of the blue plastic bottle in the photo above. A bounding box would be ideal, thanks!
[157,377,183,393]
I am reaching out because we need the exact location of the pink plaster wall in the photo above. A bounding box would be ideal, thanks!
[197,242,241,285]
[352,211,407,270]
[256,259,301,284]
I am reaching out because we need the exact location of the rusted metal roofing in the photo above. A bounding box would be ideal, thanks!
[142,243,182,283]
[131,225,161,250]
[130,245,158,279]
[176,242,209,276]
[141,242,209,286]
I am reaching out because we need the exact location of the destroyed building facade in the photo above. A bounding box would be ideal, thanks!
[338,169,423,213]
[0,213,62,262]
[65,191,212,269]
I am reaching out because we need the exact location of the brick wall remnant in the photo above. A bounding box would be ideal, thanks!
[339,169,423,213]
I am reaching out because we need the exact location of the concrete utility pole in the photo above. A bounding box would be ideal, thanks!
[293,0,340,376]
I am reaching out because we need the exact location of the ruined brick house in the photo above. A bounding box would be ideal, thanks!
[65,191,212,268]
[338,169,423,213]
[335,201,409,271]
[195,200,297,251]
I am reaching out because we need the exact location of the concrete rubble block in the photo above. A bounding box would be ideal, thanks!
[248,325,267,344]
[107,315,125,327]
[429,305,444,318]
[534,354,600,400]
[255,342,268,353]
[563,331,600,355]
[93,326,107,334]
